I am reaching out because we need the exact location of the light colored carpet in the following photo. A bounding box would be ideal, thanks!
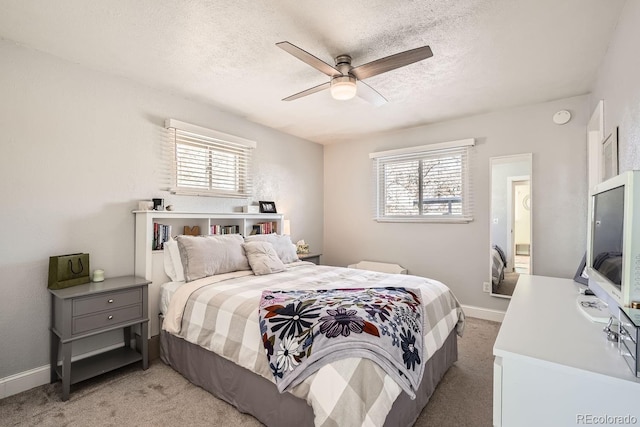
[493,272,519,297]
[0,317,500,427]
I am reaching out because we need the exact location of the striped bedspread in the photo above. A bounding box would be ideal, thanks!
[163,263,465,427]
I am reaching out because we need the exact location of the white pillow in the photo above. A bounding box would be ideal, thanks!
[244,234,298,264]
[163,239,185,282]
[176,234,250,282]
[243,241,285,275]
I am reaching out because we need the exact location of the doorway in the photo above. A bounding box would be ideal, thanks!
[509,177,531,274]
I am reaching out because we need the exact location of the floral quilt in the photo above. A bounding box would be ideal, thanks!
[259,287,425,398]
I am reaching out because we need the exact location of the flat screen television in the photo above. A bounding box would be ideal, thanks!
[587,170,640,316]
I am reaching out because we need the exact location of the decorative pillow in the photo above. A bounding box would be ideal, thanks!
[244,234,298,264]
[163,239,185,282]
[176,234,250,282]
[243,241,285,276]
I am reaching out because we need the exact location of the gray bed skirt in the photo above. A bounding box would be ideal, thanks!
[160,329,457,426]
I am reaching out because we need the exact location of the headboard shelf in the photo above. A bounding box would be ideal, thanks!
[133,210,284,336]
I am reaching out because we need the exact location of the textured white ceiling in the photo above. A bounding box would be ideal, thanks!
[0,0,626,144]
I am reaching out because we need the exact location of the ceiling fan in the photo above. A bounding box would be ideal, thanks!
[276,41,433,106]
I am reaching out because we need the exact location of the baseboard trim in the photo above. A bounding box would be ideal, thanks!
[0,364,50,400]
[461,304,505,323]
[0,342,127,400]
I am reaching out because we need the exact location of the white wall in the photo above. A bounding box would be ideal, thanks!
[0,40,323,379]
[324,95,589,311]
[589,1,640,172]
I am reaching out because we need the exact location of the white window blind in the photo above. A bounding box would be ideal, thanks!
[164,119,256,198]
[370,139,475,223]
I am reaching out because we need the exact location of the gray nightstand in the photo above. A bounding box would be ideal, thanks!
[298,253,322,265]
[49,276,150,401]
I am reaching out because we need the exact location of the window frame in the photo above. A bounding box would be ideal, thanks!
[370,138,475,223]
[164,119,256,198]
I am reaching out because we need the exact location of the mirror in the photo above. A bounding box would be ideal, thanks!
[489,154,532,298]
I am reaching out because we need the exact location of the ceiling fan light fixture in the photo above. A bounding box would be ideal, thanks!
[330,75,357,100]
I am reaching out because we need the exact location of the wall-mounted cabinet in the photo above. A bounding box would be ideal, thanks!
[133,211,284,336]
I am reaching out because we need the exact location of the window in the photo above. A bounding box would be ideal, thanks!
[370,139,474,223]
[164,119,255,198]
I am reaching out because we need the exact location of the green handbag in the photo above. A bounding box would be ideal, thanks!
[48,253,90,290]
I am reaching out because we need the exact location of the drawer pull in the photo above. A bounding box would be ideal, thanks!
[108,315,113,320]
[620,327,637,344]
[108,299,114,303]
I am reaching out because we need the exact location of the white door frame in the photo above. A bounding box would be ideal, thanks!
[506,175,531,273]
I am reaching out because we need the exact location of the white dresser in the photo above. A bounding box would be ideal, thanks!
[493,275,640,427]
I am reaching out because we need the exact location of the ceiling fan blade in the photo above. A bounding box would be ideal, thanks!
[282,81,331,101]
[357,81,387,106]
[351,46,433,80]
[276,41,340,77]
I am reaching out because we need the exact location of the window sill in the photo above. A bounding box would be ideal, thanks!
[374,216,473,224]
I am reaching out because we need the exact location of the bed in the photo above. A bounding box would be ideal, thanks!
[491,244,507,287]
[158,234,464,427]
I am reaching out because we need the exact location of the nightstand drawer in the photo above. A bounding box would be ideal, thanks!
[73,288,142,316]
[72,304,143,335]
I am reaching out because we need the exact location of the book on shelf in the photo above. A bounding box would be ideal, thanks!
[210,224,241,235]
[153,222,172,250]
[249,221,278,235]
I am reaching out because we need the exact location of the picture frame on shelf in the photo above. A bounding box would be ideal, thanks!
[258,201,277,213]
[601,129,618,181]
